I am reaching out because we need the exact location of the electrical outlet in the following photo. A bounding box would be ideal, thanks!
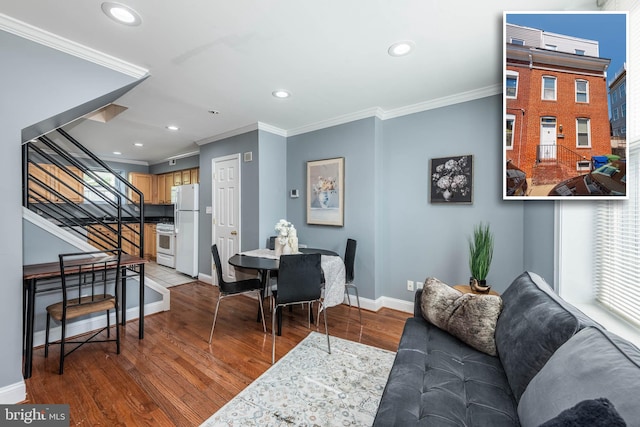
[416,281,424,290]
[407,280,414,291]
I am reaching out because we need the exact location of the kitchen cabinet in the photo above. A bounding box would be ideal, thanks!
[181,169,192,185]
[173,171,182,186]
[157,173,173,204]
[128,172,153,204]
[191,168,199,184]
[86,224,117,251]
[144,223,157,260]
[151,168,199,204]
[28,163,84,203]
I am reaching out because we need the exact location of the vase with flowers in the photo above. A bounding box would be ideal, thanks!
[431,157,471,202]
[274,219,298,256]
[312,176,337,208]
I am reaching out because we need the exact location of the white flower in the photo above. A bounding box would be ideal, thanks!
[275,219,296,245]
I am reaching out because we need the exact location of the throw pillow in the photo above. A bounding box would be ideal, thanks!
[538,398,626,427]
[420,277,503,356]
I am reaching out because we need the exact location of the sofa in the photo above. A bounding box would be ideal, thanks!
[373,271,640,426]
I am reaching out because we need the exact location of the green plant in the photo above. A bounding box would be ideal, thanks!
[468,222,494,282]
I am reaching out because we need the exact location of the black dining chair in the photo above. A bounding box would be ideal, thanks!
[344,238,361,323]
[209,244,266,343]
[45,248,122,375]
[272,253,330,364]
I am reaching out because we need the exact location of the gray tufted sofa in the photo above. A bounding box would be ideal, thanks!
[373,271,640,426]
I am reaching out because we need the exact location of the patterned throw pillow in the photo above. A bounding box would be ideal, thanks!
[420,277,503,356]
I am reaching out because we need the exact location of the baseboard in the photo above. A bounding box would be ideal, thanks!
[0,380,26,404]
[342,294,414,314]
[198,273,213,284]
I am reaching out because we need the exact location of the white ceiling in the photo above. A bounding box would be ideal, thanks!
[1,0,599,165]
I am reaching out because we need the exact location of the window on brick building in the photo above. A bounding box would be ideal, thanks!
[542,76,556,100]
[576,80,589,103]
[506,71,518,98]
[506,115,515,149]
[576,118,591,148]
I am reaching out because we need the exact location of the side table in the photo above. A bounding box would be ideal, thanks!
[453,284,500,296]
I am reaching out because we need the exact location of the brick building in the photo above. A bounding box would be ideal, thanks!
[505,23,611,183]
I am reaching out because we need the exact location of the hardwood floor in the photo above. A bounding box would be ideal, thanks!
[24,281,411,426]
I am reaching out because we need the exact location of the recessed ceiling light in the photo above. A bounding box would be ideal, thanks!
[133,142,144,147]
[101,2,142,26]
[166,125,179,131]
[272,90,291,99]
[113,151,122,155]
[388,40,415,57]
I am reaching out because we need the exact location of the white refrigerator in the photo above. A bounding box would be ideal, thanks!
[174,184,199,277]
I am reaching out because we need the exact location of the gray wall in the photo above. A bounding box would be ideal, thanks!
[523,201,556,286]
[285,95,526,302]
[381,96,525,298]
[287,118,378,298]
[258,130,288,249]
[149,155,199,174]
[2,29,137,392]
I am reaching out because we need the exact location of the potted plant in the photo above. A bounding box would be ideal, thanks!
[468,222,494,292]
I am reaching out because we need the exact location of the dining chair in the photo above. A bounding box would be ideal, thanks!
[272,253,330,363]
[209,244,266,343]
[45,248,122,375]
[344,238,361,323]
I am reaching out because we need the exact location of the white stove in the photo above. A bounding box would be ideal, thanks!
[156,222,176,268]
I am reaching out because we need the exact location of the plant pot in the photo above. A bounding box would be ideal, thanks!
[469,277,491,293]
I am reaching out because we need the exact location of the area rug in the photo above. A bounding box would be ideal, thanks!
[201,332,396,426]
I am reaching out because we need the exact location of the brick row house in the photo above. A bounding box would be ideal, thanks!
[505,23,611,184]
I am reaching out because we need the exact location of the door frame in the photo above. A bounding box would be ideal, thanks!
[211,153,241,285]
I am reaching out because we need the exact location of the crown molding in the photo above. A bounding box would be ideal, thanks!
[380,84,503,120]
[287,107,384,137]
[257,122,287,137]
[0,13,148,78]
[195,123,259,146]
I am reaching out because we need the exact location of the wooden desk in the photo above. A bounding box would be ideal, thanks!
[453,284,500,296]
[22,254,148,379]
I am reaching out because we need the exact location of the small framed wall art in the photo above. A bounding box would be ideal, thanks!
[307,157,344,226]
[430,155,473,204]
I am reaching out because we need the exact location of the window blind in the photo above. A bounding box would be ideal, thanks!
[594,142,639,326]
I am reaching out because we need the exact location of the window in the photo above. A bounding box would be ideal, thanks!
[612,90,618,104]
[83,170,121,203]
[542,76,556,100]
[621,103,626,118]
[506,115,515,149]
[613,108,619,121]
[575,49,585,55]
[576,118,591,147]
[506,71,519,98]
[511,38,525,45]
[620,82,626,98]
[594,144,636,326]
[545,44,557,50]
[575,80,589,103]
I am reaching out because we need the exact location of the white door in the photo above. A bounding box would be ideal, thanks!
[540,119,557,160]
[212,154,241,283]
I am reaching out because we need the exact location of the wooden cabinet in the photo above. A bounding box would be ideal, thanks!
[156,173,173,204]
[144,223,157,260]
[28,164,84,203]
[191,168,199,184]
[128,172,153,204]
[181,169,192,185]
[86,224,117,250]
[122,224,141,256]
[173,172,182,186]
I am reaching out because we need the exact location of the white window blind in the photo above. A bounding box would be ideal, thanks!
[594,142,639,326]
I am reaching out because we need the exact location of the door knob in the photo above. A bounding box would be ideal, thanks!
[230,231,237,235]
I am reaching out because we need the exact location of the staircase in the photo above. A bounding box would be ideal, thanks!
[23,128,144,257]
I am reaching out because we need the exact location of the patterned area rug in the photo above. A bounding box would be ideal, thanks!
[201,332,396,426]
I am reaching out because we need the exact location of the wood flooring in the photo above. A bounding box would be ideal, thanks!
[23,281,411,426]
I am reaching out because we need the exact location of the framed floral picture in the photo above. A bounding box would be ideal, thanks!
[430,155,473,204]
[307,157,344,226]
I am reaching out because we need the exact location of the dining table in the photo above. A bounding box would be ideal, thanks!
[228,247,346,334]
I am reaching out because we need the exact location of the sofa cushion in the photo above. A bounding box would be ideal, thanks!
[373,317,519,426]
[420,277,503,356]
[538,398,626,427]
[518,327,640,427]
[494,271,599,402]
